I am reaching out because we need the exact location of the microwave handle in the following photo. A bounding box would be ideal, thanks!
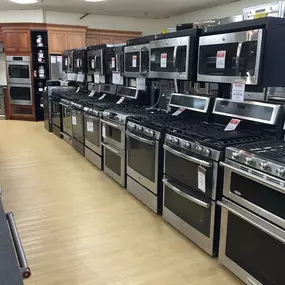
[94,55,97,71]
[139,49,142,74]
[235,42,243,76]
[173,46,178,71]
[115,54,119,72]
[101,50,104,74]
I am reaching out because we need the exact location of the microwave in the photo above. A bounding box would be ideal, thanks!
[6,56,31,84]
[149,29,199,80]
[62,49,75,73]
[87,44,109,75]
[73,47,87,73]
[124,35,155,78]
[197,17,285,86]
[105,44,125,75]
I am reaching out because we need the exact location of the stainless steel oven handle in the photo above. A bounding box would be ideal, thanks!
[101,142,119,154]
[126,131,155,145]
[6,213,31,279]
[220,162,285,194]
[163,144,212,168]
[163,179,210,208]
[218,200,285,244]
[101,119,121,130]
[59,102,69,108]
[85,115,100,121]
[236,42,243,76]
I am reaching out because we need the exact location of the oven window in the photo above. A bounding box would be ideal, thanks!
[106,125,121,143]
[164,150,213,197]
[164,182,211,237]
[9,65,30,79]
[226,213,285,285]
[105,149,121,176]
[150,47,175,72]
[10,86,31,100]
[85,118,100,147]
[127,136,156,182]
[230,173,285,220]
[125,52,140,72]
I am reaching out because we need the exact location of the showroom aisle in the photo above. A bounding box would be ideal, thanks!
[0,121,241,285]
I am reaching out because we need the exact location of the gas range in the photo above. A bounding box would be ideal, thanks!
[83,98,118,117]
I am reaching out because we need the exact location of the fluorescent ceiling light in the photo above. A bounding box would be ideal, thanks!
[85,0,106,2]
[9,0,39,3]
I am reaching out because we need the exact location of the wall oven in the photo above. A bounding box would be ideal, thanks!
[6,56,31,85]
[9,84,33,106]
[198,17,285,87]
[149,30,199,80]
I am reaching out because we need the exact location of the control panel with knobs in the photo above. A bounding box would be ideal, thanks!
[260,161,271,171]
[277,168,285,177]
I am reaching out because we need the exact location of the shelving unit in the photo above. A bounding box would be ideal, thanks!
[31,30,50,121]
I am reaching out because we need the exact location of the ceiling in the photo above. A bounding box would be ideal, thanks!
[0,0,238,18]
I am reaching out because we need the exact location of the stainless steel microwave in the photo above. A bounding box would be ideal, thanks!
[62,50,75,73]
[197,17,285,87]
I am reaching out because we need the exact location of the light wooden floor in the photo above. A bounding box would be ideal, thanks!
[0,121,242,285]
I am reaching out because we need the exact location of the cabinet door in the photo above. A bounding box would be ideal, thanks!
[100,36,113,44]
[113,36,126,44]
[18,30,31,53]
[67,32,85,50]
[3,31,18,53]
[86,35,100,47]
[48,31,67,54]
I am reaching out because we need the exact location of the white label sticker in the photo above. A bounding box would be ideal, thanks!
[99,75,106,83]
[232,82,245,102]
[91,59,95,69]
[65,58,68,66]
[87,121,94,132]
[116,97,125,105]
[89,90,95,97]
[111,57,116,68]
[198,166,206,193]
[77,58,80,67]
[57,56,62,63]
[224,119,241,131]
[161,53,167,68]
[77,73,85,82]
[102,125,106,138]
[51,56,56,64]
[136,77,146,90]
[39,88,43,92]
[112,72,123,85]
[172,108,185,116]
[75,87,80,93]
[216,50,226,69]
[132,55,137,67]
[38,53,44,58]
[72,115,77,125]
[94,73,100,84]
[98,94,106,100]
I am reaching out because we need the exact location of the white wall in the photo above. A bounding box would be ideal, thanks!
[165,0,274,26]
[0,9,44,23]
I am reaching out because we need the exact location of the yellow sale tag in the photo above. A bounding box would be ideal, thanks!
[254,12,267,19]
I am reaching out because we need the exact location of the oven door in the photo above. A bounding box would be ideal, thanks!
[101,119,125,150]
[88,50,104,74]
[51,100,61,128]
[71,109,84,143]
[60,102,72,137]
[218,198,285,285]
[163,144,218,200]
[163,177,216,256]
[149,37,190,80]
[126,131,159,194]
[9,84,33,106]
[7,61,31,84]
[198,29,264,85]
[84,114,102,155]
[62,54,68,72]
[221,159,285,229]
[106,51,124,75]
[124,44,149,78]
[102,142,125,186]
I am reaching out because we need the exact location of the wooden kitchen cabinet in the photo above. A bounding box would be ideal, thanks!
[67,32,85,50]
[18,30,31,53]
[3,30,30,53]
[3,31,18,53]
[0,26,3,43]
[48,30,67,54]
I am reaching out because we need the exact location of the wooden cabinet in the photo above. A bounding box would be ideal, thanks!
[0,26,3,43]
[48,30,66,54]
[67,32,85,50]
[3,30,30,53]
[86,34,100,47]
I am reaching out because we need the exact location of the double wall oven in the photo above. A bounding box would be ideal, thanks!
[198,17,285,86]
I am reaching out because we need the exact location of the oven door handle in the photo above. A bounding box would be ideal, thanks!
[101,119,121,130]
[163,179,210,208]
[220,162,285,194]
[101,142,119,154]
[235,41,243,76]
[6,212,31,279]
[218,199,285,244]
[85,115,100,121]
[163,144,212,168]
[59,102,69,108]
[126,131,156,145]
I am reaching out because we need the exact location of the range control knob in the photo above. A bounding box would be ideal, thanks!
[277,168,285,177]
[131,124,136,130]
[260,161,271,171]
[185,142,191,149]
[173,138,180,145]
[149,130,155,137]
[245,157,254,165]
[196,145,203,153]
[232,152,241,159]
[137,126,143,132]
[203,148,211,157]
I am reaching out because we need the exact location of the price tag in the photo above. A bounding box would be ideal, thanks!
[136,77,146,90]
[77,58,80,67]
[116,97,125,105]
[91,59,95,69]
[160,53,167,68]
[172,108,185,116]
[216,51,226,69]
[254,12,267,19]
[231,82,245,102]
[39,88,44,92]
[87,121,94,132]
[75,87,80,93]
[112,72,123,85]
[99,75,105,83]
[132,55,137,67]
[57,56,62,63]
[198,166,206,193]
[94,73,100,84]
[102,125,106,138]
[111,57,116,68]
[77,73,85,82]
[98,94,106,100]
[224,119,241,131]
[72,115,77,125]
[65,58,68,66]
[89,90,95,97]
[51,56,56,64]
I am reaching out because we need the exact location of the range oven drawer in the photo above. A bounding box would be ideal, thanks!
[218,198,285,285]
